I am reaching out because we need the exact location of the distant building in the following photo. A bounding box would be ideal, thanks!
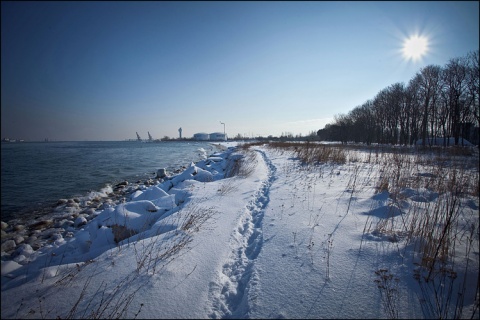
[193,133,210,141]
[193,132,227,141]
[209,132,227,141]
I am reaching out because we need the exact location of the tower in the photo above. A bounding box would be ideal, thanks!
[178,127,182,139]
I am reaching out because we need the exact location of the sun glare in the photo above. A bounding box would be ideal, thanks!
[402,35,429,61]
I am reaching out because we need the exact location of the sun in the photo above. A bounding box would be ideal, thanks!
[402,35,429,61]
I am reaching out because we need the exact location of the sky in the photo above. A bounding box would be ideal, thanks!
[1,1,479,141]
[1,143,478,318]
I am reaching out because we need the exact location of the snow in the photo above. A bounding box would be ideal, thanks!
[416,137,474,146]
[1,142,479,319]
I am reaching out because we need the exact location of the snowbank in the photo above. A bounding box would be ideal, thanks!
[415,137,474,146]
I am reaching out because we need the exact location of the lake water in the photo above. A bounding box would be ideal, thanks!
[1,141,220,222]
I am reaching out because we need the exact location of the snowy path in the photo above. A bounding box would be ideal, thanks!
[208,149,277,318]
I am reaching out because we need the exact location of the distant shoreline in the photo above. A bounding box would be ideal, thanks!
[1,139,230,143]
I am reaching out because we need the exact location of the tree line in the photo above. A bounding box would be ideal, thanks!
[317,50,479,147]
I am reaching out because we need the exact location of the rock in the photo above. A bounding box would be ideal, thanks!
[13,254,26,263]
[31,242,42,251]
[66,201,79,208]
[29,230,41,236]
[74,216,87,228]
[1,221,8,230]
[1,240,16,252]
[14,243,34,257]
[54,205,66,212]
[100,201,113,210]
[56,219,74,229]
[57,199,68,205]
[13,236,24,245]
[26,235,37,243]
[51,233,63,241]
[144,179,155,186]
[13,224,25,232]
[115,181,129,188]
[156,168,167,178]
[29,220,54,230]
[38,228,65,240]
[65,206,81,215]
[82,208,96,216]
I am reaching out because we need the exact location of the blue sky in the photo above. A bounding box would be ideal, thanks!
[1,1,479,141]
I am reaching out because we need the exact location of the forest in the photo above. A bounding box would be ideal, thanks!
[317,50,479,147]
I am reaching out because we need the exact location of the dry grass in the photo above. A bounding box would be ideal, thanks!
[374,269,400,319]
[362,146,479,319]
[111,224,138,243]
[252,141,479,318]
[265,142,347,164]
[217,181,238,196]
[132,203,216,275]
[224,149,258,179]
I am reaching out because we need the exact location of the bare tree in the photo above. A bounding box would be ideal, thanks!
[406,76,422,145]
[466,50,480,146]
[411,65,442,146]
[318,51,479,147]
[443,57,469,145]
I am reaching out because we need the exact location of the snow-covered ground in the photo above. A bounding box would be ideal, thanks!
[1,142,479,319]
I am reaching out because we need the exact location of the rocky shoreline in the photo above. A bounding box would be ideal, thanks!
[1,165,190,261]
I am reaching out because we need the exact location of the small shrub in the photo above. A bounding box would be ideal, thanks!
[374,269,400,319]
[218,181,237,196]
[112,224,138,243]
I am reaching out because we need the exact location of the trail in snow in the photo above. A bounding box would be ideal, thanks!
[208,149,277,319]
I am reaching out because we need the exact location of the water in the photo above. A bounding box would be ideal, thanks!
[1,141,219,222]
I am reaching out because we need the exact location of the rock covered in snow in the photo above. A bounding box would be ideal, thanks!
[156,168,167,178]
[74,216,88,227]
[13,243,34,257]
[1,260,22,276]
[130,185,169,202]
